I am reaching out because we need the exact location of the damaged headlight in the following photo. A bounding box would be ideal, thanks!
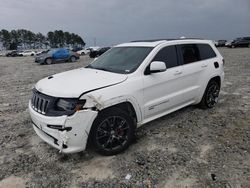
[56,99,86,112]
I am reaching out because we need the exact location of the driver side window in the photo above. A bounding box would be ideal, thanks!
[152,46,179,68]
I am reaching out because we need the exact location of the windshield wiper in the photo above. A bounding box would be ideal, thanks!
[86,64,93,68]
[94,67,111,72]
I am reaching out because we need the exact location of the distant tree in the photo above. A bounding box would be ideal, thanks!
[36,32,46,48]
[0,29,11,49]
[55,30,65,47]
[64,31,72,47]
[10,30,22,50]
[0,29,85,50]
[47,31,56,48]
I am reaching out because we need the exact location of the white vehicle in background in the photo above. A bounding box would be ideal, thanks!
[29,39,224,155]
[19,50,36,56]
[0,51,5,56]
[77,47,100,55]
[89,46,100,51]
[76,48,91,55]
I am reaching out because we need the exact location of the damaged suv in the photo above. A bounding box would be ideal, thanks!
[29,39,224,155]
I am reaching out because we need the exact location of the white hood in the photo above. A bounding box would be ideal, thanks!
[35,68,128,98]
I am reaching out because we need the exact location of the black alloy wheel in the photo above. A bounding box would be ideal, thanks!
[90,108,135,155]
[199,80,220,109]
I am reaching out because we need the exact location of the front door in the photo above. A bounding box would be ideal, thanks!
[143,45,184,120]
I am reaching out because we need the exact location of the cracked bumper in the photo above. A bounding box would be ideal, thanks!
[28,101,98,153]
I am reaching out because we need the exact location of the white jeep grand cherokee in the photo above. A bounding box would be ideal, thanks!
[29,39,224,155]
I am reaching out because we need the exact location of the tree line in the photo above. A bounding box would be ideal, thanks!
[0,29,85,50]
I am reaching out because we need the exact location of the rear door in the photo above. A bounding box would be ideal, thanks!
[176,43,216,103]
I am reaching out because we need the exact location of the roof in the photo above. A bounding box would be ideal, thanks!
[116,40,166,47]
[116,38,208,47]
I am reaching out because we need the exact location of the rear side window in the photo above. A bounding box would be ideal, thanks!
[179,44,200,64]
[152,46,178,68]
[197,44,216,60]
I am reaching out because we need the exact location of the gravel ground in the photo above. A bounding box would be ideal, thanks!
[0,48,249,188]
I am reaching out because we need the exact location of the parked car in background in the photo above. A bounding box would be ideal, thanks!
[35,50,49,56]
[35,48,80,65]
[226,37,250,48]
[29,39,224,155]
[77,48,91,55]
[89,47,111,58]
[6,50,21,57]
[72,47,83,52]
[0,51,5,56]
[215,40,227,47]
[225,40,233,48]
[19,50,36,56]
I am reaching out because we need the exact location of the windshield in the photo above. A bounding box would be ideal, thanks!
[86,47,152,74]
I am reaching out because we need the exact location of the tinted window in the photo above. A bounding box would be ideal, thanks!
[197,44,216,60]
[152,46,178,68]
[180,44,200,64]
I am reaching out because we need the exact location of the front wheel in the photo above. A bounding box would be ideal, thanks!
[90,108,135,156]
[45,58,52,65]
[199,80,220,109]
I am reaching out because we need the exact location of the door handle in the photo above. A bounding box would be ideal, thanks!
[201,64,208,68]
[174,70,182,75]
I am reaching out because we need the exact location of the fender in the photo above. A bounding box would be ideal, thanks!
[80,94,143,123]
[197,74,222,103]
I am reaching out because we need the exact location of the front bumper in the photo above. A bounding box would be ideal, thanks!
[35,58,44,63]
[28,101,98,153]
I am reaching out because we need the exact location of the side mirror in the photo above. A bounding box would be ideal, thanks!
[149,61,167,73]
[94,57,98,61]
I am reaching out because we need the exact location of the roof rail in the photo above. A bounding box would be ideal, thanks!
[130,38,204,43]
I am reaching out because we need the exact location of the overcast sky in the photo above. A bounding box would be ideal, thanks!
[0,0,250,46]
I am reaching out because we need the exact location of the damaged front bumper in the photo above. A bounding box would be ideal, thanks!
[28,101,98,153]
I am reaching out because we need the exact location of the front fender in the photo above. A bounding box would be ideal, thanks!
[81,94,142,123]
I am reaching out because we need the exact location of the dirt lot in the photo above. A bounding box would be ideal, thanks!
[0,48,249,188]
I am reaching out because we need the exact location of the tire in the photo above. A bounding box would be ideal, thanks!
[90,108,135,156]
[45,58,52,65]
[199,80,220,109]
[70,56,76,62]
[31,54,34,56]
[81,52,85,55]
[248,44,250,48]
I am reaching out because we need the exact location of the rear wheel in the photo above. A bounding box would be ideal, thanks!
[90,108,135,155]
[45,58,52,65]
[199,80,220,109]
[70,56,76,62]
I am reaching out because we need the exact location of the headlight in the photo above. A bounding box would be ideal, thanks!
[56,99,86,111]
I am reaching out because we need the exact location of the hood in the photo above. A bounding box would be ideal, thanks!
[35,68,128,98]
[36,53,50,58]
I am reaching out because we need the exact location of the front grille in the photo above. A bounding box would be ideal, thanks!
[31,90,51,115]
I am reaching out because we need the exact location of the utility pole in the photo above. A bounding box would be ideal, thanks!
[94,37,96,46]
